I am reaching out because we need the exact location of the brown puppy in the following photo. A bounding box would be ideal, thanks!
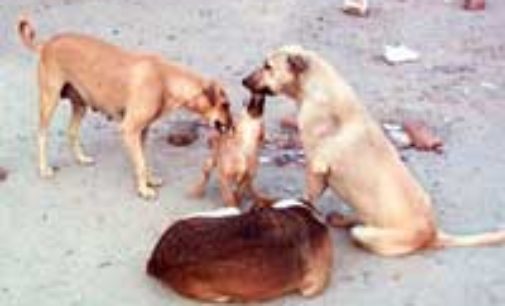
[146,199,332,302]
[189,93,269,207]
[17,17,233,199]
[243,45,505,256]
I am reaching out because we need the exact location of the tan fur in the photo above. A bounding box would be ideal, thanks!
[188,94,271,207]
[17,17,233,199]
[243,45,505,256]
[146,200,333,302]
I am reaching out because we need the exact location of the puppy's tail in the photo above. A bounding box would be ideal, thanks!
[17,16,42,53]
[431,229,505,249]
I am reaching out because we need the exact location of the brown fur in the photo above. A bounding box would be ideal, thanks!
[243,45,505,256]
[17,17,233,199]
[188,94,270,207]
[146,201,332,302]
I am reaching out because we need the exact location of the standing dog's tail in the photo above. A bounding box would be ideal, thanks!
[17,16,41,53]
[432,229,505,249]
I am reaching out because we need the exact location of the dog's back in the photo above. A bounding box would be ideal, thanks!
[147,202,331,302]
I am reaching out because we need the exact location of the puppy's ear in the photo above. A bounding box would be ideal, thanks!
[287,54,309,75]
[297,198,314,207]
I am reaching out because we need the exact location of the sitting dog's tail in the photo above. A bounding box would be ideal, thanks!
[17,16,41,53]
[432,229,505,249]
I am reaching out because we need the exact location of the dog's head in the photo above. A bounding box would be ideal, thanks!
[242,45,310,99]
[201,81,234,133]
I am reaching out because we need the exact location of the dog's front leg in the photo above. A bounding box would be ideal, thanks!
[218,175,238,207]
[188,157,215,198]
[121,125,156,199]
[141,128,163,187]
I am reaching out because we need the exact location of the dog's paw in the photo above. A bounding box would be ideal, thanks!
[147,175,163,187]
[39,166,56,178]
[77,155,95,166]
[138,185,158,200]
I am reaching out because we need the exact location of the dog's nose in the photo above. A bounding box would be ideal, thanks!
[242,74,254,90]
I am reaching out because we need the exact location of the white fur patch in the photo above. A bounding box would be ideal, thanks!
[272,198,306,210]
[183,207,241,219]
[278,44,305,54]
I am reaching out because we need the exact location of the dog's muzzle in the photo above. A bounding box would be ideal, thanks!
[242,75,275,96]
[214,120,231,133]
[242,74,256,91]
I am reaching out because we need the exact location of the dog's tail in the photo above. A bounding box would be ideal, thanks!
[17,16,42,53]
[431,229,505,249]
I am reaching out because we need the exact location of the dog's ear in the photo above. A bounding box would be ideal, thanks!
[287,54,309,75]
[297,198,314,207]
[203,82,223,106]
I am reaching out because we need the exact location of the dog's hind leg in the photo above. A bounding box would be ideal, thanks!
[350,225,429,256]
[37,65,63,178]
[299,233,333,297]
[218,175,238,207]
[188,157,215,198]
[65,86,94,165]
[243,176,273,208]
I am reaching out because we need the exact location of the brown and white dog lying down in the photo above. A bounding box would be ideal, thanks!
[242,45,505,256]
[17,17,233,199]
[146,199,333,302]
[188,93,271,207]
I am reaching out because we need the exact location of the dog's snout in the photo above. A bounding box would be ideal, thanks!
[214,119,232,133]
[242,74,255,90]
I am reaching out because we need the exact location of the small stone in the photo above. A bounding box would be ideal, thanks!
[97,261,113,269]
[0,167,8,182]
[259,156,272,164]
[383,123,412,149]
[383,45,420,65]
[402,120,443,153]
[166,121,199,147]
[276,135,302,150]
[279,116,299,131]
[342,0,369,17]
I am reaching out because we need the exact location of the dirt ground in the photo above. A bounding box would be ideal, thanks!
[1,1,505,305]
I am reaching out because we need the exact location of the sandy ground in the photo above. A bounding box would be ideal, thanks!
[1,0,505,305]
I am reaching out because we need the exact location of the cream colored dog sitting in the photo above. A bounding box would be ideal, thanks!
[189,94,270,207]
[243,45,505,256]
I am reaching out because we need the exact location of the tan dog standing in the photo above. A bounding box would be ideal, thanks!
[146,199,333,302]
[189,93,269,207]
[17,17,233,199]
[243,45,505,256]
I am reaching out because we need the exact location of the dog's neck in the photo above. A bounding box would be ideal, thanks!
[233,109,264,152]
[180,83,213,114]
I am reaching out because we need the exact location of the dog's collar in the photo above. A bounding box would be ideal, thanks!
[273,199,306,209]
[272,198,326,223]
[183,207,241,219]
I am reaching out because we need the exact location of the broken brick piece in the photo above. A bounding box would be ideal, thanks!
[464,0,485,11]
[402,120,443,153]
[342,0,369,17]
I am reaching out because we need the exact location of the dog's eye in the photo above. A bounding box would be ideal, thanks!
[264,62,272,70]
[222,102,230,109]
